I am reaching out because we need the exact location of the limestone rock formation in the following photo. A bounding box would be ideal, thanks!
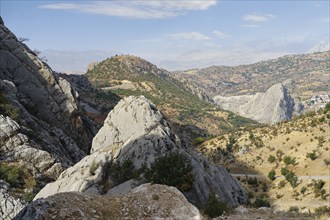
[35,96,247,207]
[213,83,303,124]
[0,181,25,220]
[0,17,97,212]
[15,184,203,220]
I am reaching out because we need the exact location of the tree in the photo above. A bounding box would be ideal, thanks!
[145,152,194,192]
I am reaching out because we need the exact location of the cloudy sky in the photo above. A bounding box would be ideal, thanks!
[1,0,329,72]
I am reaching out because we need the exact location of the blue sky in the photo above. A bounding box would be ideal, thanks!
[1,0,329,72]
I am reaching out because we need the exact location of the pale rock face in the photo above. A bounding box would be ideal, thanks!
[213,83,302,124]
[35,96,247,207]
[15,184,203,220]
[0,181,25,220]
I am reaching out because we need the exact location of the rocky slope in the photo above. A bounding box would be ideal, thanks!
[213,83,303,124]
[15,184,203,220]
[0,17,97,217]
[34,96,247,207]
[84,55,258,137]
[170,51,329,99]
[198,106,330,213]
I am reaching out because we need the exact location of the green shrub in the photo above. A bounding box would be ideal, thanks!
[283,156,297,166]
[267,155,276,163]
[247,177,258,186]
[306,151,317,160]
[203,192,230,218]
[318,116,325,123]
[300,186,307,195]
[288,206,299,212]
[145,152,194,192]
[192,137,205,146]
[267,170,276,181]
[281,167,299,188]
[109,159,138,186]
[252,197,270,208]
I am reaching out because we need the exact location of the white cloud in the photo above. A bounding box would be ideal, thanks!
[169,32,212,41]
[242,24,259,28]
[39,1,217,19]
[213,30,226,38]
[242,13,276,22]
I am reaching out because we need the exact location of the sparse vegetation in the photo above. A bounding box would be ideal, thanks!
[252,196,270,208]
[0,162,23,187]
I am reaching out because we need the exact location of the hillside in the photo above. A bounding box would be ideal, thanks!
[170,51,329,100]
[85,55,258,138]
[197,105,330,214]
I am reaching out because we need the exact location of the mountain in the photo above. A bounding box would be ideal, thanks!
[85,55,258,137]
[170,51,329,100]
[197,106,330,213]
[34,96,247,207]
[213,83,303,124]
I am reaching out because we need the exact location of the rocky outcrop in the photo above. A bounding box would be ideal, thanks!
[0,17,97,212]
[213,83,303,124]
[35,96,247,206]
[0,181,25,220]
[15,184,203,220]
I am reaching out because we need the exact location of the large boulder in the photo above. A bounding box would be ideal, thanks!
[35,96,247,206]
[15,184,203,220]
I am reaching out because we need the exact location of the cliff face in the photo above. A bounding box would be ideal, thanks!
[35,96,247,206]
[0,18,97,218]
[213,83,303,124]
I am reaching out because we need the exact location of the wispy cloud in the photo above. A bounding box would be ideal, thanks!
[213,30,226,38]
[39,1,217,19]
[242,13,276,22]
[169,32,212,41]
[242,24,259,28]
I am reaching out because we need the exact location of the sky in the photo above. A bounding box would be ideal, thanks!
[1,0,329,72]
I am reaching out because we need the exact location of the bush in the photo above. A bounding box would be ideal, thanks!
[300,186,307,195]
[145,152,194,192]
[267,155,276,163]
[306,151,317,160]
[252,197,270,208]
[192,137,205,146]
[281,167,299,188]
[203,192,230,218]
[288,206,299,212]
[247,177,258,186]
[89,160,99,175]
[268,170,276,181]
[283,156,297,166]
[109,159,138,186]
[0,92,20,120]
